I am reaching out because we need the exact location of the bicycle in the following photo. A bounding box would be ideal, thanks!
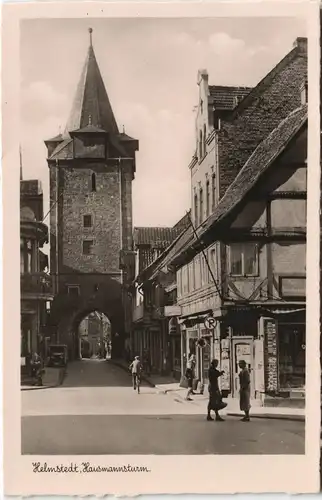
[136,373,141,394]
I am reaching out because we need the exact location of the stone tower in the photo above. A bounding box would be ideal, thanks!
[46,29,138,359]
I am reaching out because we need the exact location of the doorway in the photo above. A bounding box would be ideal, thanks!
[231,337,254,398]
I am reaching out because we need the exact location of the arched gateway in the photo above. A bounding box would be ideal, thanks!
[45,29,138,359]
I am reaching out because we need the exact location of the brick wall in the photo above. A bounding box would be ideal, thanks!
[60,164,121,274]
[218,45,307,198]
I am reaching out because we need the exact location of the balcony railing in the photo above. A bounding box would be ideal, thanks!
[21,272,53,296]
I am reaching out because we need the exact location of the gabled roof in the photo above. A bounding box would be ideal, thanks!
[202,104,307,234]
[64,39,119,137]
[228,38,307,120]
[118,132,137,142]
[209,86,252,111]
[49,139,73,160]
[45,133,64,143]
[133,227,178,248]
[175,104,308,262]
[139,104,307,279]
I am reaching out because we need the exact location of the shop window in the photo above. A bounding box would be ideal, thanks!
[188,335,197,357]
[279,323,305,389]
[83,214,92,228]
[229,243,259,276]
[83,239,94,255]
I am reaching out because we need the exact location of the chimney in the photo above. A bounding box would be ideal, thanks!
[197,69,208,86]
[293,37,307,55]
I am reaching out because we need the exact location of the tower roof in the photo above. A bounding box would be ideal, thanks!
[64,28,119,137]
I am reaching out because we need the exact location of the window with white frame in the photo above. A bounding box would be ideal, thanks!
[195,255,201,290]
[229,243,259,276]
[177,269,182,297]
[182,266,189,295]
[194,193,198,227]
[188,261,195,293]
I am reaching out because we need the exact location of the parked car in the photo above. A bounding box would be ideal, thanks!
[47,344,68,367]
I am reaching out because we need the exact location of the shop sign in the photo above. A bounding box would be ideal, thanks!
[264,318,278,392]
[164,305,182,317]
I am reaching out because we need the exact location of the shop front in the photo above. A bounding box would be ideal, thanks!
[217,306,306,402]
[179,314,214,386]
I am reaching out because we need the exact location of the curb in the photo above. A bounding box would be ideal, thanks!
[21,367,66,391]
[227,412,305,422]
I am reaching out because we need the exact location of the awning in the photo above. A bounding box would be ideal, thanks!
[263,307,305,315]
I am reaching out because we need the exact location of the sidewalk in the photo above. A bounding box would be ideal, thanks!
[21,367,66,391]
[111,359,305,422]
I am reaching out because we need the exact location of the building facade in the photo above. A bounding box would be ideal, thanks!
[169,36,307,404]
[131,215,190,376]
[46,30,138,359]
[134,37,307,405]
[20,179,53,376]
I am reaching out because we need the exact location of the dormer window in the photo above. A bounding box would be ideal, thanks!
[91,173,96,192]
[300,80,308,105]
[213,112,221,131]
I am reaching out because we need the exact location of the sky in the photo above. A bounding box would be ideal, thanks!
[20,16,306,229]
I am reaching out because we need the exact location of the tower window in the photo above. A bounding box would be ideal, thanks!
[91,173,96,192]
[83,214,92,228]
[83,240,94,255]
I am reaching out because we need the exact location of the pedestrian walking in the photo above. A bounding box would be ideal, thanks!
[185,353,196,401]
[129,355,142,393]
[238,359,251,421]
[207,359,226,421]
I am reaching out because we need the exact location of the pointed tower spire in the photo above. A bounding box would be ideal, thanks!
[64,29,119,136]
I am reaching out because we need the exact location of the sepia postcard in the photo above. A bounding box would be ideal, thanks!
[1,0,321,495]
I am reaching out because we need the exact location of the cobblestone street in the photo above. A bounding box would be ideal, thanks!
[21,359,305,455]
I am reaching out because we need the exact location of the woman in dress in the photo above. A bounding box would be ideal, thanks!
[238,359,251,422]
[207,359,225,421]
[185,354,196,401]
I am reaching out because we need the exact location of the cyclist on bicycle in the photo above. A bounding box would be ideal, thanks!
[129,356,142,393]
